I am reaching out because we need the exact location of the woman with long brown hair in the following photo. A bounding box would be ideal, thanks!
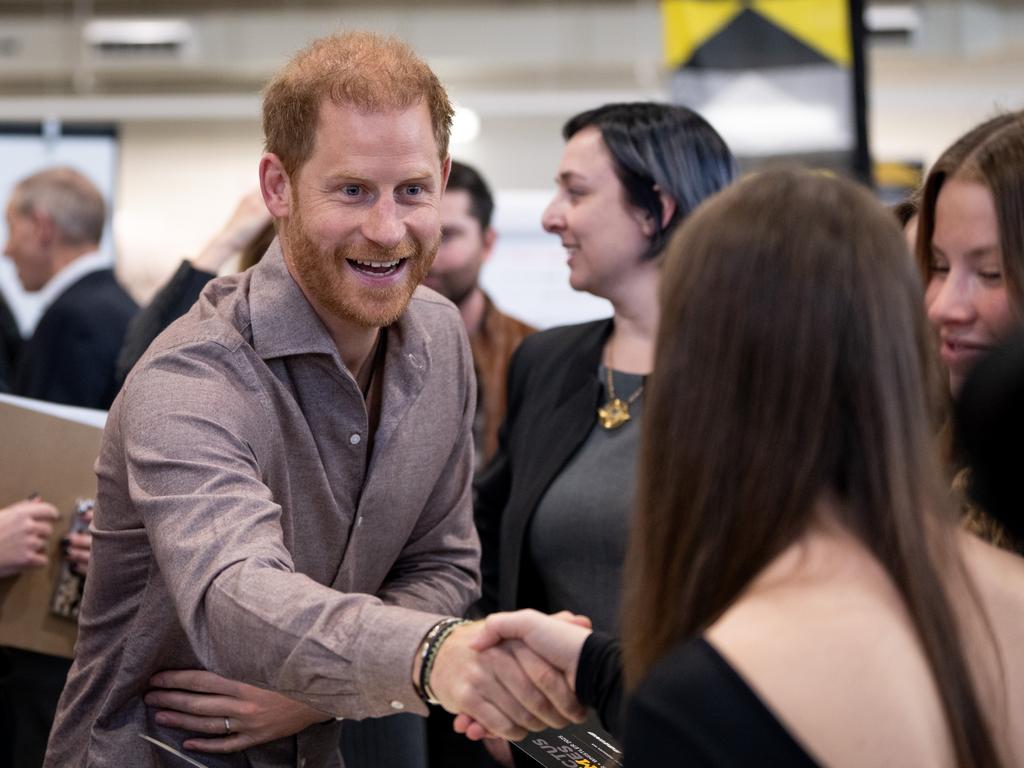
[916,112,1024,551]
[622,167,1024,766]
[471,169,1024,766]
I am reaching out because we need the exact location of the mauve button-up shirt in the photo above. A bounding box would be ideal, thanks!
[45,242,481,768]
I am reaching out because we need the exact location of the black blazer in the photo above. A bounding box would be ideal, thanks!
[475,317,613,615]
[0,292,21,392]
[13,269,137,410]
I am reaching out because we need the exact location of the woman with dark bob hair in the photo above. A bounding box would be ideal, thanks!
[476,101,736,620]
[470,170,1024,766]
[472,101,735,764]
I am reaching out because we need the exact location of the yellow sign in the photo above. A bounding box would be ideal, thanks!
[662,0,743,68]
[662,0,852,68]
[755,0,852,66]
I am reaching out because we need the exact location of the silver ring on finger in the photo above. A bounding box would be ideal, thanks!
[224,716,232,734]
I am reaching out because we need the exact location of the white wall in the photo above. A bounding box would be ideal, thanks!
[115,120,265,301]
[869,47,1024,166]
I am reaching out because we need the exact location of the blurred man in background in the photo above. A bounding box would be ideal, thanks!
[423,161,535,767]
[425,160,534,469]
[1,167,135,767]
[3,166,136,410]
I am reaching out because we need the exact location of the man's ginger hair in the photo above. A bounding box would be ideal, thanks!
[262,31,454,177]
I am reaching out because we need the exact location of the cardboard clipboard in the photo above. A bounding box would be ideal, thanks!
[0,395,106,658]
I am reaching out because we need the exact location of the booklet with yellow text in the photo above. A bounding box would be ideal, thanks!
[514,713,623,768]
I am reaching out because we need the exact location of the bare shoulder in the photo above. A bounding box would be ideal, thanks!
[958,530,1024,615]
[956,532,1024,764]
[956,531,1024,675]
[705,534,953,767]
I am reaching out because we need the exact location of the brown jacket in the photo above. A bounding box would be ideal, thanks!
[470,293,534,467]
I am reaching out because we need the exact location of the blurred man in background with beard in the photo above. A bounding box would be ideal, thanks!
[425,160,534,470]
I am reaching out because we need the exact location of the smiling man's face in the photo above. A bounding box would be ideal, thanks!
[282,98,448,329]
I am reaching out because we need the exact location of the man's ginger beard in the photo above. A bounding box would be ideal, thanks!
[285,200,438,329]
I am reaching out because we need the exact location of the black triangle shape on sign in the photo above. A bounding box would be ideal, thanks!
[684,8,834,70]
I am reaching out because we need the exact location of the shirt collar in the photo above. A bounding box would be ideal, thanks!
[247,238,433,379]
[36,251,112,313]
[248,239,338,361]
[247,240,441,461]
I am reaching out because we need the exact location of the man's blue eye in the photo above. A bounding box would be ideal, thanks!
[342,185,361,196]
[406,185,423,196]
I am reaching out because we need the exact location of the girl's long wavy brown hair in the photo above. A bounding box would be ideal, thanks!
[915,113,1024,555]
[915,112,1024,321]
[623,170,999,766]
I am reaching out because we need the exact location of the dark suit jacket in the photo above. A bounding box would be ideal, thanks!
[475,317,612,615]
[0,292,20,392]
[13,269,137,410]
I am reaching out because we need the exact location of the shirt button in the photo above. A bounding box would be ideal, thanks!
[390,700,405,710]
[349,433,361,445]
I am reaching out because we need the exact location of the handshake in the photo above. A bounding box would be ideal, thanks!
[423,609,596,742]
[143,609,600,760]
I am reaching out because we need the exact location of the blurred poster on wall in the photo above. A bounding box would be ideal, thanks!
[662,0,870,182]
[874,159,924,207]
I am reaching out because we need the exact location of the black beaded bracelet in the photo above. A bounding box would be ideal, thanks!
[414,617,470,705]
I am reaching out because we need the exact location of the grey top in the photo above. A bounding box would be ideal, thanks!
[527,366,643,634]
[44,241,481,768]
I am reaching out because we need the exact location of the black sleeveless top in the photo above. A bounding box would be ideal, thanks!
[576,633,820,767]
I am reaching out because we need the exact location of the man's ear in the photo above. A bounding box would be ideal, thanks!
[481,227,498,263]
[440,155,452,195]
[260,154,292,218]
[31,209,57,248]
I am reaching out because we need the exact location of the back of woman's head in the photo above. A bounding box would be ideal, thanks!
[630,169,939,639]
[917,112,1024,310]
[563,102,736,258]
[624,168,1000,766]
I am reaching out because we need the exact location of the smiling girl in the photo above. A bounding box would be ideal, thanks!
[916,112,1024,551]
